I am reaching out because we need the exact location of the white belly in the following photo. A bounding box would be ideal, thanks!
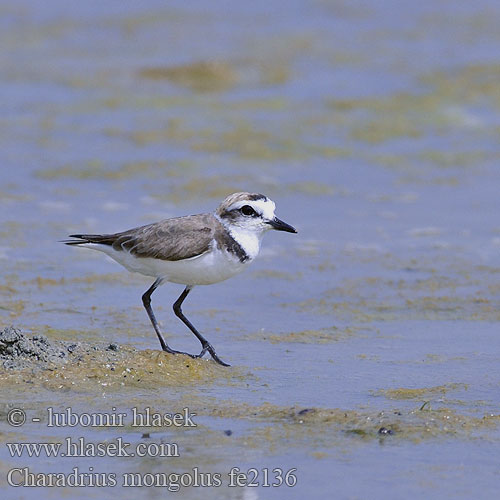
[83,243,250,285]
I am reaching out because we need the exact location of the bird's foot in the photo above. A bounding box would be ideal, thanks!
[162,346,198,358]
[198,342,231,367]
[162,344,230,367]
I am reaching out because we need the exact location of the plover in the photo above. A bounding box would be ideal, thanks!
[64,192,297,366]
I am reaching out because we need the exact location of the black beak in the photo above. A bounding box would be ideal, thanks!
[267,216,297,233]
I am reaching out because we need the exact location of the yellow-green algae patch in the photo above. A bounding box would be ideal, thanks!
[252,269,302,281]
[0,300,26,318]
[1,330,498,445]
[35,160,177,180]
[34,395,497,447]
[139,61,237,92]
[56,350,227,391]
[192,122,303,160]
[0,332,233,392]
[327,63,500,144]
[246,326,360,344]
[157,176,253,204]
[1,398,499,460]
[376,384,468,401]
[25,272,145,288]
[158,176,337,204]
[38,326,113,344]
[186,399,500,442]
[421,64,500,106]
[285,269,500,322]
[128,118,211,147]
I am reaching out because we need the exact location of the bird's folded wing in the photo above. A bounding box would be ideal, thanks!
[103,214,216,262]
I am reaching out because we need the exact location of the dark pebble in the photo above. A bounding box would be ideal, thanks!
[378,427,394,435]
[224,430,232,436]
[298,408,313,416]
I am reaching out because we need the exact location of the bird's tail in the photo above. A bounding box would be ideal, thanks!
[61,234,114,246]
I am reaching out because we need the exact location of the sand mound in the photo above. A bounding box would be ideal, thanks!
[0,326,227,390]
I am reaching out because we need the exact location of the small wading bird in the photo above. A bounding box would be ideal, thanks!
[64,192,297,366]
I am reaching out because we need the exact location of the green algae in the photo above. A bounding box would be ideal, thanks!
[28,273,144,288]
[326,63,500,145]
[421,64,500,107]
[155,177,338,204]
[35,160,177,180]
[252,270,301,281]
[1,394,499,466]
[287,181,335,195]
[351,117,422,143]
[139,61,238,92]
[0,300,26,318]
[159,177,253,204]
[245,326,360,344]
[285,257,500,322]
[192,123,301,160]
[376,384,468,401]
[0,341,231,392]
[187,399,500,443]
[129,119,211,146]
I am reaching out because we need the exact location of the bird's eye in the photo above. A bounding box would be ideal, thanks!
[240,205,256,216]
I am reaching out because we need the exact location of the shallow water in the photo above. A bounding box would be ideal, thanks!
[1,0,500,498]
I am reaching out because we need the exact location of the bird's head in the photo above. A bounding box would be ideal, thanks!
[216,192,297,235]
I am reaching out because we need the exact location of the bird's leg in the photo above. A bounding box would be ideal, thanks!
[142,279,196,358]
[173,286,230,367]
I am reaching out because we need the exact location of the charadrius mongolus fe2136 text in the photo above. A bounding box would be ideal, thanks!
[64,192,297,366]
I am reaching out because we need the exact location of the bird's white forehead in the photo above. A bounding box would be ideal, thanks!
[227,198,276,219]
